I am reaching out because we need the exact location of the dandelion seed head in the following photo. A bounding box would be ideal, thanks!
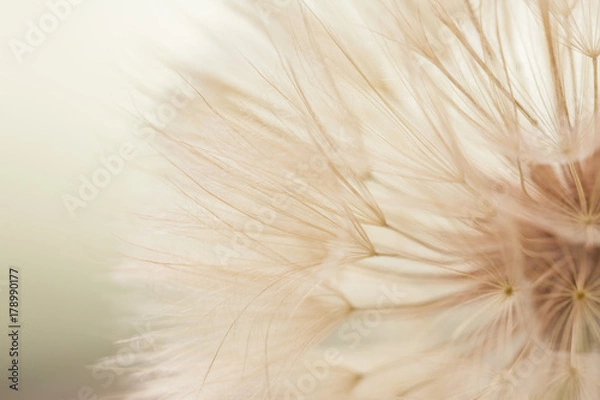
[111,0,600,399]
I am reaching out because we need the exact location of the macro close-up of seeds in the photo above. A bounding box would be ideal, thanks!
[103,1,600,399]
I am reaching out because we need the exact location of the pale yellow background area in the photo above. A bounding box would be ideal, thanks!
[0,1,226,399]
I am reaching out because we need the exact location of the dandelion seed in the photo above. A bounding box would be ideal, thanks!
[112,0,600,399]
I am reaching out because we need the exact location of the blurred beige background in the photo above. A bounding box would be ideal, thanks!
[0,0,225,398]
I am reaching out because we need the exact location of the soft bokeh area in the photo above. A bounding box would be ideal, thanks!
[0,1,226,398]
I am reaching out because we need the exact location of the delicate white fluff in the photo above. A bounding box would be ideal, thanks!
[110,1,600,399]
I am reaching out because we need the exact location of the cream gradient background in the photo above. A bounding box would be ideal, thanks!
[0,0,228,398]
